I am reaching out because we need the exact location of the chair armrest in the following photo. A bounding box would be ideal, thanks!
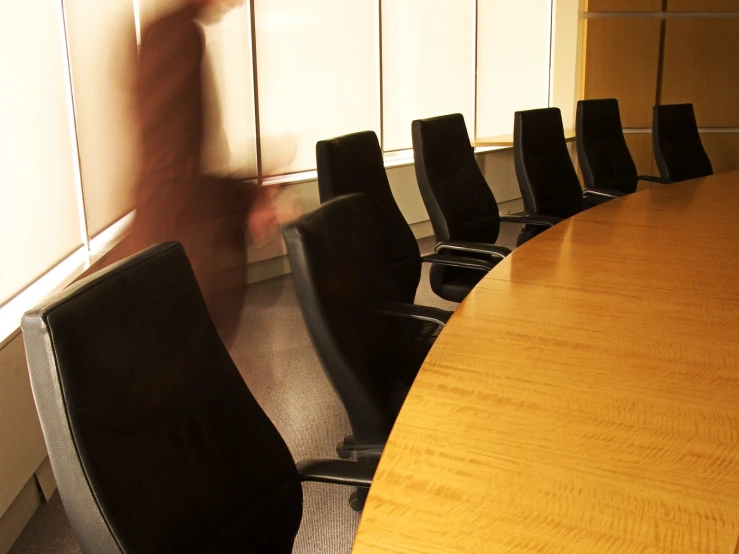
[421,253,494,273]
[374,302,451,327]
[637,174,672,185]
[434,240,511,261]
[499,214,562,228]
[582,188,627,200]
[297,458,376,488]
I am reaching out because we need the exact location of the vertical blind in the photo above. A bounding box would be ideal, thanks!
[200,2,258,178]
[0,0,83,306]
[476,0,553,138]
[1,0,574,334]
[550,0,581,131]
[64,0,139,237]
[255,0,379,175]
[381,0,476,151]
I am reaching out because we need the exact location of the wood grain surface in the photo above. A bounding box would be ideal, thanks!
[583,18,661,128]
[353,171,739,553]
[586,0,663,12]
[667,0,739,11]
[660,18,739,128]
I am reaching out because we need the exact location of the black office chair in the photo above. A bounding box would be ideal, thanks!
[283,193,450,471]
[21,242,375,554]
[514,107,624,227]
[316,130,493,304]
[411,114,559,279]
[653,103,713,182]
[576,98,670,193]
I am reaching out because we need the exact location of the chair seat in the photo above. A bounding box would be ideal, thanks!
[429,264,486,303]
[601,176,637,194]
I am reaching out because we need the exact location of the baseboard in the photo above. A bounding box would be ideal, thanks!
[245,219,439,284]
[0,477,41,554]
[244,198,524,285]
[408,220,434,239]
[34,458,56,502]
[498,197,524,215]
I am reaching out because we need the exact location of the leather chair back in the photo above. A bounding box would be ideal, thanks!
[411,113,501,244]
[21,242,302,554]
[316,131,420,304]
[653,103,713,182]
[576,98,639,194]
[283,194,407,447]
[514,107,583,219]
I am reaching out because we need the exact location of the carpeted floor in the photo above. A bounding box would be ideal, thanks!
[9,228,518,554]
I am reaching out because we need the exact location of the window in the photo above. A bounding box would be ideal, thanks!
[255,0,379,174]
[1,0,577,342]
[0,0,83,307]
[63,0,139,237]
[381,0,475,151]
[476,0,553,138]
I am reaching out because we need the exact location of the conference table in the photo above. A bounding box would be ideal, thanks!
[353,171,739,553]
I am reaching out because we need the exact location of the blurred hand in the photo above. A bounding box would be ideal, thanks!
[247,187,279,246]
[246,185,302,246]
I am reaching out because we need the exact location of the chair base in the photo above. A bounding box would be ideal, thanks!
[349,488,368,512]
[336,435,355,459]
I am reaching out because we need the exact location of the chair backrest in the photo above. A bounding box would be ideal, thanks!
[21,242,302,554]
[316,131,421,304]
[514,107,583,219]
[653,103,713,182]
[282,194,406,447]
[576,98,638,193]
[411,113,501,244]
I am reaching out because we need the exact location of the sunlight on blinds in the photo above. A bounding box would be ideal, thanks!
[255,0,379,174]
[476,0,552,138]
[381,0,475,151]
[0,1,83,305]
[63,0,139,237]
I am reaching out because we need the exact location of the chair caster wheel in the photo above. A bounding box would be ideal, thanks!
[349,490,367,512]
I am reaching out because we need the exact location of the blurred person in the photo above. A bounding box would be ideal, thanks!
[120,0,279,348]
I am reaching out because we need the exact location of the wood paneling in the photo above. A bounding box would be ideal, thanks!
[625,132,656,185]
[354,172,739,554]
[587,0,662,11]
[583,19,661,127]
[701,133,739,173]
[661,19,739,127]
[667,0,739,11]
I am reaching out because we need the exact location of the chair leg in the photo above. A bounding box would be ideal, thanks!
[336,435,355,459]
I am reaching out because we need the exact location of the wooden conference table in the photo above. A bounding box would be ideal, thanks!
[353,171,739,553]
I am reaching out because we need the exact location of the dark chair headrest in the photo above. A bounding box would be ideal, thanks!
[516,107,567,156]
[412,113,473,179]
[316,130,391,203]
[654,103,700,141]
[577,98,623,139]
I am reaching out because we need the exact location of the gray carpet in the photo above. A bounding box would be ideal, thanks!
[9,228,519,554]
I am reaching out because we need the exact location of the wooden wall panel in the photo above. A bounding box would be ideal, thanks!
[660,19,739,127]
[701,133,739,173]
[667,0,739,11]
[583,19,661,127]
[625,133,656,183]
[587,0,662,11]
